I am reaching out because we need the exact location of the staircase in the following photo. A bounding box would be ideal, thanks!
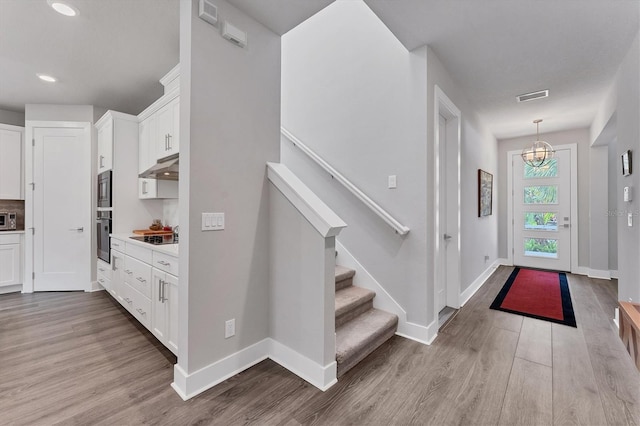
[335,265,398,377]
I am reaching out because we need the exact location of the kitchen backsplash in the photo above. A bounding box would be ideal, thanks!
[163,199,179,228]
[0,199,25,230]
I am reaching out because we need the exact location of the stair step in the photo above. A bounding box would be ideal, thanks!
[335,286,375,327]
[336,308,398,377]
[335,265,355,290]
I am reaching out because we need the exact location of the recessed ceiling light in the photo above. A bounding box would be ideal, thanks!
[47,0,79,17]
[37,74,57,83]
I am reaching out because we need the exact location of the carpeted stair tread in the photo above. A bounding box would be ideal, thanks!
[335,286,376,327]
[335,265,356,290]
[336,308,398,376]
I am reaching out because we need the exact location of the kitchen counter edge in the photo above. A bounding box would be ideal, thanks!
[0,230,25,234]
[110,233,179,256]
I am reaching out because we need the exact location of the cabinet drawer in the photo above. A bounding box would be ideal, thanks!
[129,285,152,329]
[110,238,125,251]
[126,243,152,264]
[152,251,178,276]
[96,259,112,280]
[97,273,112,292]
[0,234,21,244]
[120,283,134,314]
[124,255,152,298]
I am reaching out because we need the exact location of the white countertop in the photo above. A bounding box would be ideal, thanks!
[110,233,179,256]
[0,230,25,234]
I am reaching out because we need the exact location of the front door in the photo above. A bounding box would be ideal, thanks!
[512,147,572,271]
[32,125,91,291]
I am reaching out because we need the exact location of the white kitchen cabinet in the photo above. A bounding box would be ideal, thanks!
[0,124,24,200]
[96,118,113,173]
[151,268,178,355]
[156,95,180,160]
[96,258,112,295]
[110,242,125,303]
[0,233,22,289]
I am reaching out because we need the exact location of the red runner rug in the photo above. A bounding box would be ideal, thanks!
[490,267,576,327]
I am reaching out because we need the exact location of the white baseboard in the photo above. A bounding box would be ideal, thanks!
[336,241,434,345]
[268,339,337,391]
[573,266,589,276]
[610,270,619,279]
[497,258,511,266]
[87,280,105,292]
[587,269,611,280]
[171,339,269,401]
[459,260,501,307]
[0,284,22,294]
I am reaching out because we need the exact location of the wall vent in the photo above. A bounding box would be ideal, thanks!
[198,0,218,26]
[516,89,549,103]
[222,21,247,48]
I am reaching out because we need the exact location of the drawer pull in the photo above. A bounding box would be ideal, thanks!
[125,269,133,275]
[98,268,105,273]
[136,277,147,283]
[98,278,104,283]
[136,308,146,316]
[158,260,171,267]
[124,297,132,304]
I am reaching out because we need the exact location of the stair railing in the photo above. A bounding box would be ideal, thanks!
[281,127,410,235]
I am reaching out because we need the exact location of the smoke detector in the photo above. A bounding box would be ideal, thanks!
[516,89,549,103]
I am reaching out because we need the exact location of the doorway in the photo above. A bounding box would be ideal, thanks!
[434,86,461,326]
[25,123,92,292]
[508,144,577,272]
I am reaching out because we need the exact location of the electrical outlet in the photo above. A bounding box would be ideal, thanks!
[225,319,235,338]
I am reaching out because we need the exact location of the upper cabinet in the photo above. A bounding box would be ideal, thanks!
[156,97,180,160]
[97,118,114,173]
[139,114,158,174]
[0,124,25,200]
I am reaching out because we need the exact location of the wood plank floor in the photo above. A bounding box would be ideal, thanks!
[1,266,638,425]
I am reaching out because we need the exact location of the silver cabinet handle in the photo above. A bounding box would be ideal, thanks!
[98,267,105,273]
[124,297,132,304]
[136,308,146,316]
[158,260,170,266]
[444,234,452,241]
[112,242,120,247]
[69,227,84,232]
[158,280,162,302]
[136,277,146,283]
[98,278,104,283]
[167,134,172,150]
[125,269,133,275]
[99,155,104,168]
[142,180,148,194]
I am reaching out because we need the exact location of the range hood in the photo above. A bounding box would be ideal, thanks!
[139,153,179,180]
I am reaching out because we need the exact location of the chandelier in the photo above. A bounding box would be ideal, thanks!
[521,119,554,168]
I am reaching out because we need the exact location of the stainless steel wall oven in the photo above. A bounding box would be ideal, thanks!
[97,210,112,263]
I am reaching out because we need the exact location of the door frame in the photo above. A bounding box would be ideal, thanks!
[24,121,93,293]
[506,143,578,273]
[433,85,461,318]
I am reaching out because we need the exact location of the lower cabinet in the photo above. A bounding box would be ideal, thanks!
[105,237,178,354]
[0,233,22,290]
[152,269,178,355]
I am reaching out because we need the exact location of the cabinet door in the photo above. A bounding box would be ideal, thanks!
[156,97,179,160]
[151,268,167,343]
[111,250,125,302]
[0,127,23,200]
[0,243,21,286]
[138,178,158,199]
[139,115,157,174]
[165,272,179,354]
[97,121,113,172]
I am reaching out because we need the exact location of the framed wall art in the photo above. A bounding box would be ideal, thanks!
[478,169,493,217]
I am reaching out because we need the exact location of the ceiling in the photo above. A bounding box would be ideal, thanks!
[1,0,638,140]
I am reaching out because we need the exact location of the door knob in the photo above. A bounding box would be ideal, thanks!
[69,227,84,232]
[444,234,452,241]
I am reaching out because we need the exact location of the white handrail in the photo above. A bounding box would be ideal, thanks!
[281,127,410,235]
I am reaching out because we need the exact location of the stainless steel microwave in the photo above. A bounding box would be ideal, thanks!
[97,170,112,208]
[0,212,17,230]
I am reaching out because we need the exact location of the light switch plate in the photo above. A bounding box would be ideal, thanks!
[388,175,397,189]
[225,319,235,338]
[202,212,225,231]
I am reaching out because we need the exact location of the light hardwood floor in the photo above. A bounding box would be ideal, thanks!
[1,266,638,425]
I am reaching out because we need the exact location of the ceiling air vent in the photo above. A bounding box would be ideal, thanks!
[516,89,549,103]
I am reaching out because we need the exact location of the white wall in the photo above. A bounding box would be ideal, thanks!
[282,0,430,325]
[425,48,499,296]
[0,109,24,127]
[608,138,618,271]
[25,104,95,122]
[178,0,280,377]
[498,128,591,269]
[613,32,640,302]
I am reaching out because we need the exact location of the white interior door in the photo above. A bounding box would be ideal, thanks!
[33,126,91,291]
[436,114,448,312]
[512,148,572,271]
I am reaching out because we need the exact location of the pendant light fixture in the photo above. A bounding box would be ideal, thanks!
[521,119,554,168]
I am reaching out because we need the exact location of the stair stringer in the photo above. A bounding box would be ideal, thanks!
[336,240,437,345]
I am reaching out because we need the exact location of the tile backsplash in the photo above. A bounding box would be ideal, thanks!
[0,199,25,230]
[163,199,179,228]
